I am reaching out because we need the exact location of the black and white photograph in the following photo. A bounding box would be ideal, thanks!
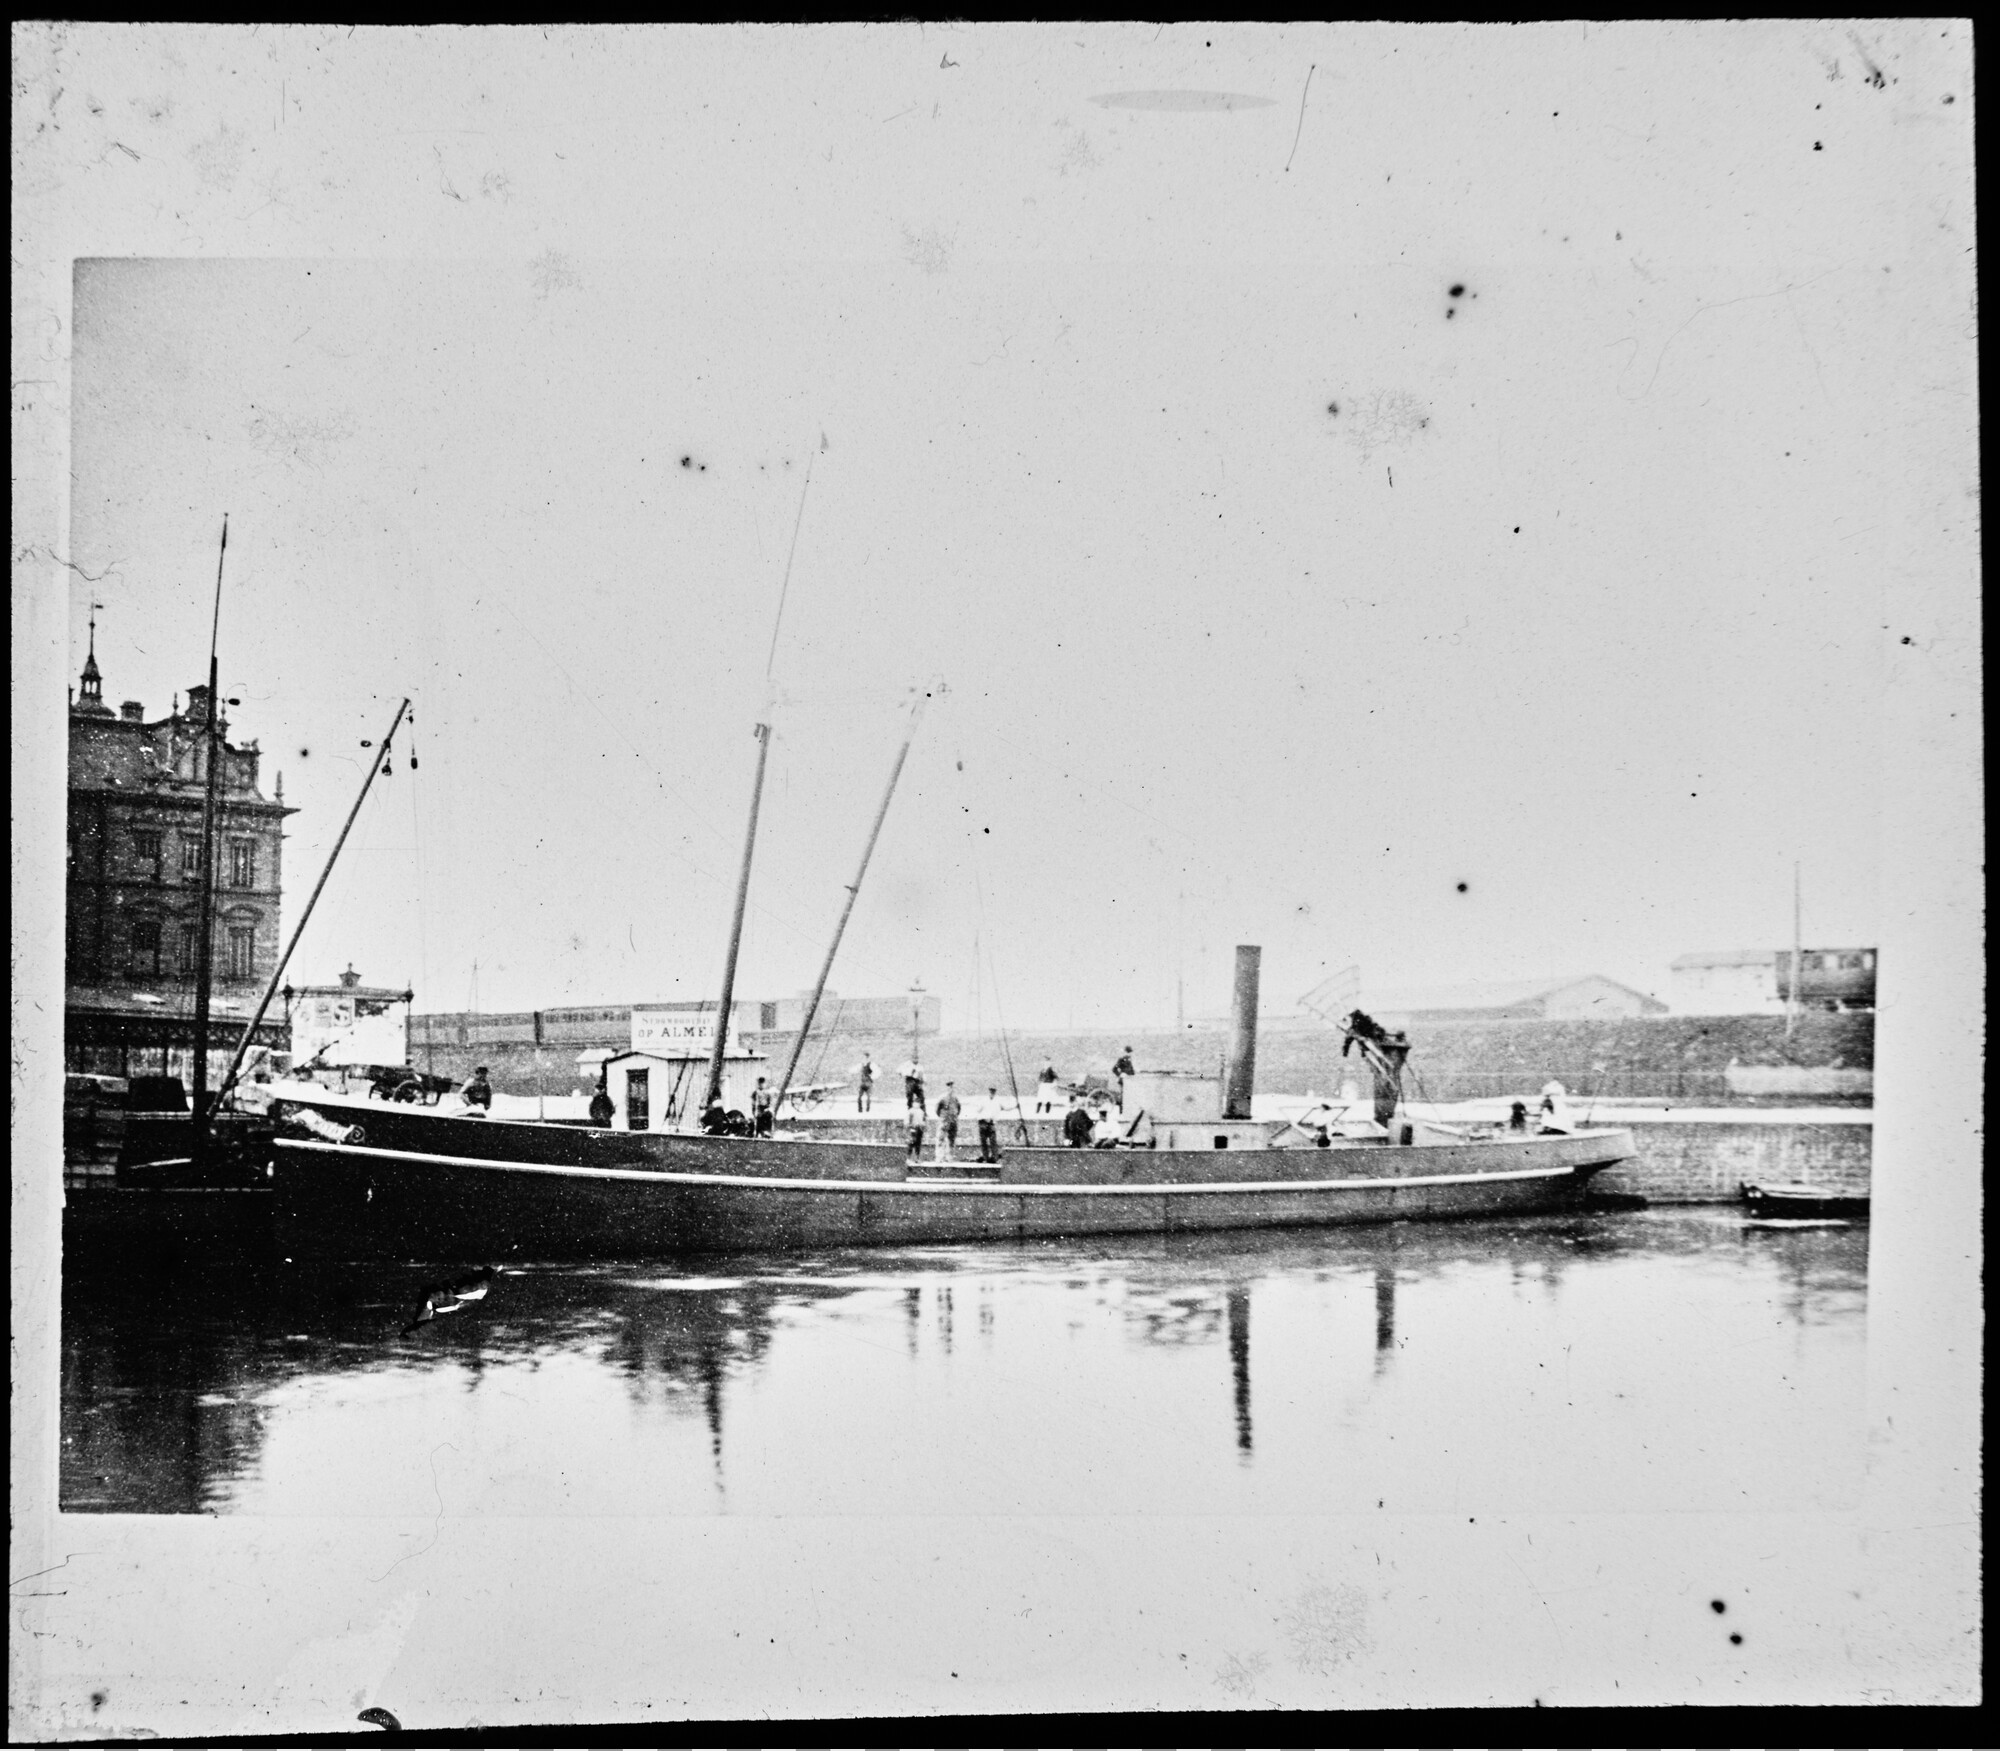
[11,20,1979,1732]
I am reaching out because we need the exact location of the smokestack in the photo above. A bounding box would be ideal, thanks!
[1224,944,1261,1119]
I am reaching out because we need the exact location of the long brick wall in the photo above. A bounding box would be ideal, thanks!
[1590,1119,1872,1203]
[410,1011,1874,1107]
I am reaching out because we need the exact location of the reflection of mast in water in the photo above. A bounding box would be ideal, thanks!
[1226,1286,1252,1456]
[699,1343,724,1467]
[1373,1264,1396,1373]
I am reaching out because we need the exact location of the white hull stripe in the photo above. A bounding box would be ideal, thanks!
[275,1139,1596,1194]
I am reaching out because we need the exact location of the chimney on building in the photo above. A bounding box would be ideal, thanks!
[120,701,145,722]
[340,964,361,989]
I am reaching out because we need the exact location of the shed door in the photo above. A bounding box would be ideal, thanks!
[626,1067,650,1131]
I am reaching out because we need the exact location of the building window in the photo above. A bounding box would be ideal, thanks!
[226,924,255,980]
[131,920,163,975]
[229,840,257,889]
[133,829,162,883]
[181,838,204,883]
[177,924,197,974]
[625,1068,649,1130]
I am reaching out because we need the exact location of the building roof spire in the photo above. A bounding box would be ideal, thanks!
[73,600,112,716]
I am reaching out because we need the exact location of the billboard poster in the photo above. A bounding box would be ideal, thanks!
[290,993,409,1067]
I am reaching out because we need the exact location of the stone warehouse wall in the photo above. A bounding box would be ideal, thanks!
[743,1010,1876,1105]
[1590,1121,1873,1203]
[414,1011,1872,1105]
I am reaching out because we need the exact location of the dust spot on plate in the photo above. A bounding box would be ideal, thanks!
[1339,390,1434,461]
[247,407,352,469]
[900,224,955,275]
[1089,90,1277,111]
[187,122,245,189]
[1282,1578,1370,1675]
[1214,1648,1271,1695]
[530,249,581,297]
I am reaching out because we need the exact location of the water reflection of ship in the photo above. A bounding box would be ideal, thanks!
[1112,1220,1648,1462]
[1227,1287,1252,1454]
[61,1287,275,1513]
[599,1279,794,1464]
[1224,1266,1396,1457]
[1736,1219,1870,1329]
[59,1261,824,1512]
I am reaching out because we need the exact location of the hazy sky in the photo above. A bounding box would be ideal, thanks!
[13,24,1982,1726]
[41,22,1970,1028]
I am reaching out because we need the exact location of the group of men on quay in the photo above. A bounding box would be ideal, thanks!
[854,1048,1139,1166]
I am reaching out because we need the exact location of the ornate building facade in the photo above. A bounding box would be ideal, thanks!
[65,642,295,1078]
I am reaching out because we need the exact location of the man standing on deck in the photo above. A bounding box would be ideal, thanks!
[977,1086,1002,1163]
[1112,1046,1136,1110]
[903,1060,926,1115]
[857,1055,875,1113]
[1037,1060,1060,1113]
[751,1076,775,1136]
[936,1082,962,1161]
[588,1074,616,1127]
[905,1096,927,1165]
[461,1066,494,1114]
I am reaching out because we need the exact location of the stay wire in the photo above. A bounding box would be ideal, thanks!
[960,750,1031,1142]
[803,996,846,1095]
[407,703,434,1068]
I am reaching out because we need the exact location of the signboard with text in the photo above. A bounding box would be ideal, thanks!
[630,1009,724,1056]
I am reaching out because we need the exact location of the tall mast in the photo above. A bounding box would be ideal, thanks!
[702,718,771,1111]
[1786,860,1802,1040]
[216,698,410,1103]
[188,516,228,1156]
[772,689,929,1112]
[701,454,814,1113]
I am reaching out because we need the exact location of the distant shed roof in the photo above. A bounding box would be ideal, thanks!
[1364,974,1664,1015]
[1670,949,1779,970]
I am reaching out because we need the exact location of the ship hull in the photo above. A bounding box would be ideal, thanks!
[270,1128,1636,1260]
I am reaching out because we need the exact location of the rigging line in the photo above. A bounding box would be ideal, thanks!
[481,597,846,968]
[483,604,910,988]
[474,628,900,999]
[977,719,1232,870]
[489,596,734,861]
[965,800,1030,1140]
[986,933,1033,1145]
[765,451,815,683]
[408,703,431,1017]
[206,514,228,669]
[972,717,1286,920]
[804,996,845,1092]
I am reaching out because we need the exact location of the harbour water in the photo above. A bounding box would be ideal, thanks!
[62,1210,1866,1520]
